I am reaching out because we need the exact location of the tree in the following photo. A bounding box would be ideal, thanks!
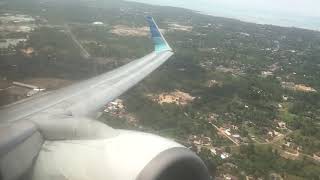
[225,146,231,153]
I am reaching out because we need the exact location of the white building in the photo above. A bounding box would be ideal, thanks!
[220,152,230,159]
[92,21,104,25]
[225,129,231,136]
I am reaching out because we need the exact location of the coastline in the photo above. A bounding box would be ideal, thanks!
[127,0,320,32]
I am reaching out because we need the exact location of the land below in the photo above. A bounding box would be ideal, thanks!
[0,0,319,179]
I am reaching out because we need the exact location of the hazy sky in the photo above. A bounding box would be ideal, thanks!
[129,0,320,30]
[213,0,320,17]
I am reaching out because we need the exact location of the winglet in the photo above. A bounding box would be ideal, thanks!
[146,16,172,53]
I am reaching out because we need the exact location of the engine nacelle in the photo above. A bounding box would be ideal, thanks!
[32,130,210,180]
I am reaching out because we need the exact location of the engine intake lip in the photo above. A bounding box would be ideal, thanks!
[137,147,211,180]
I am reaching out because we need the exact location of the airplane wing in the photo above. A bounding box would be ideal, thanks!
[0,17,209,180]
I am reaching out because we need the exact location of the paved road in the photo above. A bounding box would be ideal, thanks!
[64,24,91,59]
[209,122,240,145]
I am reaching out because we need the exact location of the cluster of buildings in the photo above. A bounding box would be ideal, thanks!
[313,152,320,162]
[151,90,195,106]
[281,137,302,154]
[210,147,231,160]
[206,113,219,123]
[215,174,238,180]
[167,23,193,32]
[188,135,212,147]
[0,13,36,56]
[104,99,125,116]
[206,79,222,88]
[0,39,26,56]
[260,62,282,78]
[265,121,286,139]
[281,82,317,93]
[188,134,232,160]
[218,125,242,145]
[261,71,273,78]
[20,47,35,57]
[103,99,139,126]
[0,14,34,24]
[110,25,149,37]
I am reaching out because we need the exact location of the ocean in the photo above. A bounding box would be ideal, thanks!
[127,0,320,31]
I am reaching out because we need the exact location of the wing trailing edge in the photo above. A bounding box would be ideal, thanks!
[146,16,172,53]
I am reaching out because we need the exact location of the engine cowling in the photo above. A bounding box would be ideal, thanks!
[32,130,210,180]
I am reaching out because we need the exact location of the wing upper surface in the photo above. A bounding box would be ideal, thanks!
[0,51,173,122]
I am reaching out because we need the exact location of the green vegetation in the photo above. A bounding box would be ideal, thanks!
[1,0,320,179]
[233,144,320,179]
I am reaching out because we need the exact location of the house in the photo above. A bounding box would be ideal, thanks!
[202,136,212,146]
[225,129,231,136]
[188,135,211,146]
[104,99,125,115]
[281,82,295,90]
[313,152,320,161]
[210,148,217,155]
[270,173,283,180]
[273,131,281,136]
[92,21,104,25]
[221,152,230,159]
[284,142,291,147]
[232,134,240,138]
[261,71,273,77]
[231,125,239,130]
[278,122,287,129]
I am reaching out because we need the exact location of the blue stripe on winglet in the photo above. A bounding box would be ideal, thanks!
[146,16,172,53]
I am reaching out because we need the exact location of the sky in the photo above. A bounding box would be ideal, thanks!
[128,0,320,30]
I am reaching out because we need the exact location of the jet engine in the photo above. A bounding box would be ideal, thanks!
[1,118,211,180]
[32,130,210,180]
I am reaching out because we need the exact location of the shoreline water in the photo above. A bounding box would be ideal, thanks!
[127,0,320,32]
